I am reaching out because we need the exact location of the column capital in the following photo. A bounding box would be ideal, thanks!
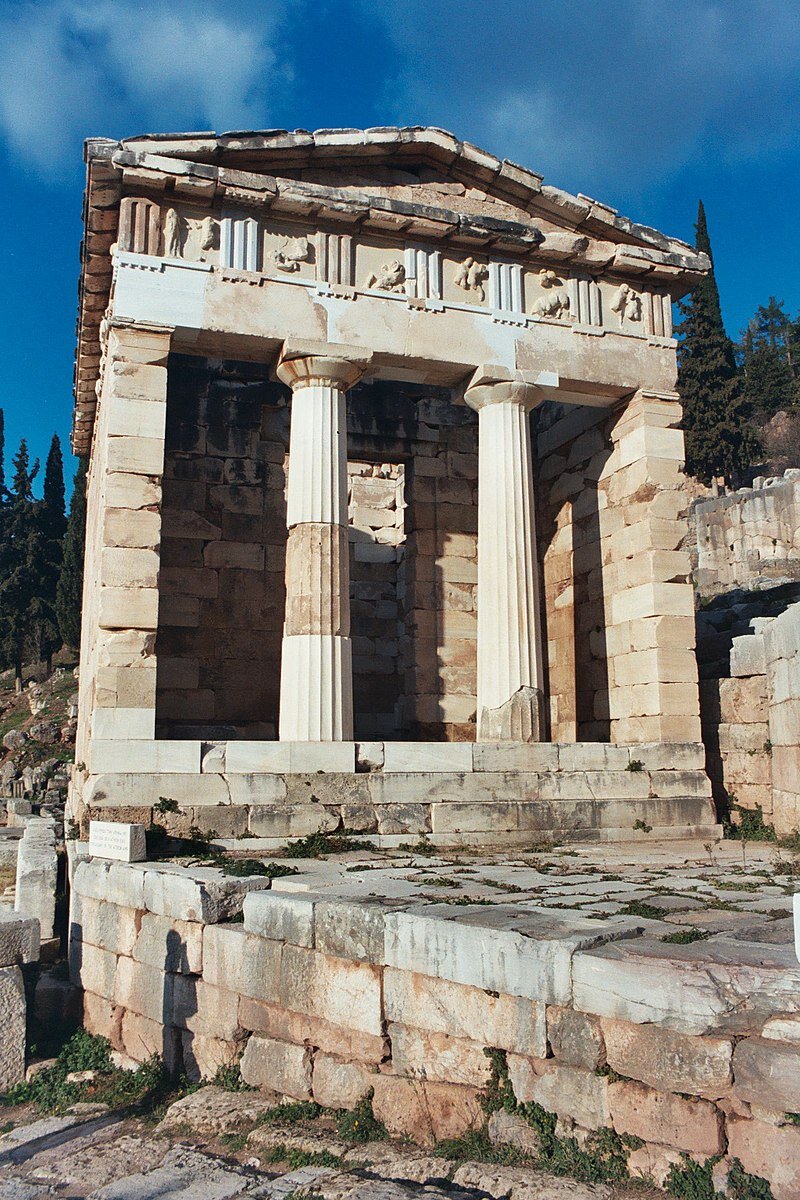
[277,340,372,392]
[464,365,559,413]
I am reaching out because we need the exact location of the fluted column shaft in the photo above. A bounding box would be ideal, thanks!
[465,375,546,742]
[276,350,368,740]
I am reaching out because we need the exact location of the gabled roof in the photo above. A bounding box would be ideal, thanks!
[73,126,707,454]
[89,125,701,259]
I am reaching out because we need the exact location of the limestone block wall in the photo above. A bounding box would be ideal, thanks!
[155,356,288,739]
[692,471,800,598]
[348,462,406,739]
[347,383,478,741]
[536,392,700,746]
[152,370,477,742]
[697,588,800,837]
[71,860,800,1198]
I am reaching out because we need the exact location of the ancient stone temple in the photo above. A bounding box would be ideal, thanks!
[70,127,719,843]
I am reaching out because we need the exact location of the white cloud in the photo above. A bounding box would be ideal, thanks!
[0,0,284,177]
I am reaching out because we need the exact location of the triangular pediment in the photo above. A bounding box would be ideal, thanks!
[95,126,700,261]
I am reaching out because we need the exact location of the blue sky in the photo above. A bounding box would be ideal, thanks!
[2,0,799,488]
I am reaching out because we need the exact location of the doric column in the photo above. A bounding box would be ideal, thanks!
[465,367,551,742]
[276,344,370,740]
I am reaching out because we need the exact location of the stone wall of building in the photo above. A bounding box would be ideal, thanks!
[348,462,406,740]
[71,859,800,1199]
[536,393,699,746]
[697,587,800,838]
[154,365,478,742]
[691,471,800,598]
[156,356,288,739]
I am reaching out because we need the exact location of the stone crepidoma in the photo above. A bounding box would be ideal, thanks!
[68,125,717,846]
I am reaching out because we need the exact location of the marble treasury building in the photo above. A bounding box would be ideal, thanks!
[70,128,719,843]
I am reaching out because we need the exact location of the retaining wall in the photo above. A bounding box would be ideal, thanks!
[691,471,800,599]
[698,595,800,838]
[70,859,800,1199]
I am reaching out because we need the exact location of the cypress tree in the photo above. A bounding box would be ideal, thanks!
[677,200,758,486]
[32,434,67,671]
[56,458,87,651]
[0,441,40,688]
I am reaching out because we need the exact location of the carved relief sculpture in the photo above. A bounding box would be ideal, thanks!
[532,268,571,319]
[611,283,642,327]
[365,260,406,293]
[164,208,182,258]
[273,236,311,272]
[454,257,489,303]
[200,216,216,254]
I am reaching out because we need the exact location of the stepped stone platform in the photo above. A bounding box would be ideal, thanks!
[82,740,719,847]
[68,838,800,1197]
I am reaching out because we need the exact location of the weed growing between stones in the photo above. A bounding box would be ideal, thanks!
[0,1032,181,1117]
[722,802,777,843]
[258,1100,323,1125]
[336,1090,388,1143]
[479,1049,632,1184]
[211,1063,252,1092]
[264,1145,343,1168]
[398,834,438,856]
[633,818,653,832]
[220,860,299,879]
[434,1129,528,1165]
[220,1131,250,1151]
[282,832,375,859]
[626,760,645,772]
[619,899,668,920]
[666,1155,773,1200]
[661,929,712,944]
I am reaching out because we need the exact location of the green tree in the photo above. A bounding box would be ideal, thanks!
[31,435,67,671]
[738,297,799,417]
[0,441,41,688]
[676,200,758,486]
[56,458,87,651]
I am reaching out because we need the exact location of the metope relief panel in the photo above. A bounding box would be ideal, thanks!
[404,246,443,301]
[488,261,524,317]
[316,232,354,288]
[610,283,642,329]
[119,197,161,255]
[453,257,489,305]
[530,268,571,321]
[220,212,260,272]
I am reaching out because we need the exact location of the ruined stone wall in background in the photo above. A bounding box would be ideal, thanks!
[696,585,800,838]
[691,471,800,599]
